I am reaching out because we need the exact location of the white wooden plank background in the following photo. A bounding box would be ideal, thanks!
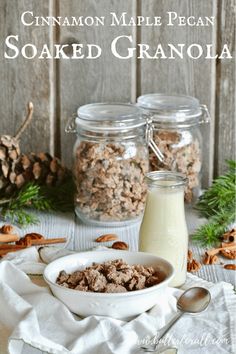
[214,0,236,175]
[58,0,137,167]
[0,0,54,154]
[0,0,234,180]
[0,2,235,354]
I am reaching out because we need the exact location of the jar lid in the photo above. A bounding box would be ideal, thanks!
[76,103,145,132]
[137,94,209,127]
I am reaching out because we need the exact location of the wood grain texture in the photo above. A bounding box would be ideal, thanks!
[0,209,235,354]
[214,0,235,176]
[0,0,234,179]
[0,209,233,285]
[138,0,217,187]
[0,0,54,154]
[58,0,136,167]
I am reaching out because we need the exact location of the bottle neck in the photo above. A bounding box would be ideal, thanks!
[145,171,187,190]
[145,172,186,217]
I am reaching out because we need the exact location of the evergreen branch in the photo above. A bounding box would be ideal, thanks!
[192,160,236,246]
[2,209,39,226]
[195,160,236,218]
[0,177,75,226]
[192,206,235,246]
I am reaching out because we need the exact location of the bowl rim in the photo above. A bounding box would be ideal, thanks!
[43,250,175,297]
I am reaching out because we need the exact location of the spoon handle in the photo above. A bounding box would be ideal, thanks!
[156,311,183,341]
[143,312,183,351]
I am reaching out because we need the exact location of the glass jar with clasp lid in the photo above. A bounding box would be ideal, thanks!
[66,103,152,226]
[137,94,210,203]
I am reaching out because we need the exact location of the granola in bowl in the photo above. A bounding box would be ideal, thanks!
[44,251,174,319]
[56,259,162,293]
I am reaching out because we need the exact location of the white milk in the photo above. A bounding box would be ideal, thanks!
[139,180,188,287]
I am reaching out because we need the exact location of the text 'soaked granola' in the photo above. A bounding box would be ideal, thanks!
[56,259,162,293]
[74,142,148,222]
[150,130,201,203]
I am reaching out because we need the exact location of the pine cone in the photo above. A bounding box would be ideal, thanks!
[0,150,69,197]
[0,135,21,193]
[0,102,70,197]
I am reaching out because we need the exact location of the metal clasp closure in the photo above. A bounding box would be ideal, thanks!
[146,116,164,163]
[65,114,77,133]
[200,104,211,124]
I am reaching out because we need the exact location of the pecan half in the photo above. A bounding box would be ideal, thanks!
[111,241,129,250]
[16,233,44,246]
[0,224,14,234]
[95,234,118,243]
[220,248,236,260]
[223,264,236,271]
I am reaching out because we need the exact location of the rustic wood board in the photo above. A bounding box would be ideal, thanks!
[0,0,234,179]
[58,0,137,167]
[0,0,54,154]
[214,0,236,176]
[138,0,217,187]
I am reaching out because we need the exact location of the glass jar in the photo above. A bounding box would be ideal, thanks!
[67,103,149,226]
[137,94,210,203]
[139,171,188,287]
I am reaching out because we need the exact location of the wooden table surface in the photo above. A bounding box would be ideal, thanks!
[0,208,235,354]
[10,208,236,286]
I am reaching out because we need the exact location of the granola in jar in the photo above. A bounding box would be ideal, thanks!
[137,94,210,203]
[150,130,201,203]
[74,141,148,223]
[71,103,149,226]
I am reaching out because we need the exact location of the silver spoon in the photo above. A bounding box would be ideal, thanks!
[141,287,211,352]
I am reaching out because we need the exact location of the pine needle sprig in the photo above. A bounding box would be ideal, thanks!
[192,160,236,247]
[196,160,236,218]
[2,209,39,226]
[192,206,235,246]
[0,178,75,226]
[0,183,52,226]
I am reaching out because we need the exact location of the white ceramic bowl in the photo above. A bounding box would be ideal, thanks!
[44,251,174,320]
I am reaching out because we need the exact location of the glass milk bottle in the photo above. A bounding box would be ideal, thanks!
[139,171,188,287]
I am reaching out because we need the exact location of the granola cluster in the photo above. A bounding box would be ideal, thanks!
[150,130,201,203]
[56,259,162,293]
[74,141,148,222]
